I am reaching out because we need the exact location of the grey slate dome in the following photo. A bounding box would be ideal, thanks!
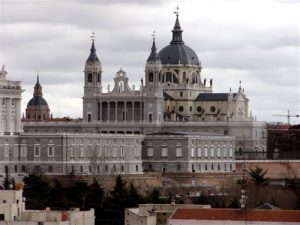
[158,14,200,66]
[27,96,48,107]
[159,44,199,65]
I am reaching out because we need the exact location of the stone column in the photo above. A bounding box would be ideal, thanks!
[7,98,11,134]
[107,101,110,122]
[132,101,135,122]
[99,101,102,121]
[124,101,127,122]
[139,101,142,122]
[115,101,118,122]
[15,98,21,133]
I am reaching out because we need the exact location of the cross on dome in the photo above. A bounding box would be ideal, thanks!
[151,30,156,40]
[174,5,180,17]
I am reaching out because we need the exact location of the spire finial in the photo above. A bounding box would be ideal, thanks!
[174,5,180,17]
[238,80,242,93]
[91,32,95,42]
[151,30,156,41]
[37,70,40,84]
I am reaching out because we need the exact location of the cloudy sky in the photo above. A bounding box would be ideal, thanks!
[0,0,299,124]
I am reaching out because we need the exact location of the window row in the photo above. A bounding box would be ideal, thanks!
[0,144,54,158]
[69,146,140,158]
[1,98,17,107]
[147,147,233,158]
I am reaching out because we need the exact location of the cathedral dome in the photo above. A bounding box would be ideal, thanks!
[159,44,199,65]
[27,96,48,107]
[158,14,200,66]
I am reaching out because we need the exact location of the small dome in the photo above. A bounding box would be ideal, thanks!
[27,96,48,107]
[158,44,200,65]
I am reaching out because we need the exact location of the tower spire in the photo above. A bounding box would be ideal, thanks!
[34,72,43,97]
[147,30,161,62]
[171,6,184,44]
[86,32,100,62]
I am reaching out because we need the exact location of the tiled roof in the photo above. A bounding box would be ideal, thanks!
[171,208,300,222]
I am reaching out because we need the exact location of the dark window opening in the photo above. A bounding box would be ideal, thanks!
[149,72,154,82]
[88,73,93,82]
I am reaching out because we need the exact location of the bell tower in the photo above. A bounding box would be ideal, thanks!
[84,33,102,96]
[143,35,164,123]
[83,34,102,122]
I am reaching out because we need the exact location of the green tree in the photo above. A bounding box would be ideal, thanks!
[102,175,128,225]
[248,166,270,207]
[23,174,50,209]
[126,183,144,207]
[145,188,161,203]
[248,166,270,186]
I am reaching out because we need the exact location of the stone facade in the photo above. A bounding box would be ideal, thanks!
[0,66,23,135]
[142,133,235,173]
[0,133,143,176]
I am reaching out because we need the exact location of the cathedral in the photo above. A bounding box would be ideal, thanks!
[0,13,266,177]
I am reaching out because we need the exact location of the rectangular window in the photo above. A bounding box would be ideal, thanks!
[14,165,18,173]
[223,147,227,157]
[120,147,124,158]
[136,165,139,172]
[21,165,26,173]
[14,144,18,158]
[70,145,75,157]
[217,147,221,158]
[229,147,233,158]
[87,114,91,122]
[147,147,154,157]
[177,164,181,171]
[148,113,152,123]
[4,144,9,158]
[34,145,40,157]
[204,147,208,157]
[112,147,117,158]
[48,145,54,157]
[105,146,109,157]
[211,147,214,157]
[98,146,102,157]
[176,147,182,157]
[197,147,201,157]
[161,146,168,157]
[80,146,84,158]
[48,165,53,173]
[190,147,195,157]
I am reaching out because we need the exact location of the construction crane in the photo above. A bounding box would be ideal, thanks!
[272,110,300,124]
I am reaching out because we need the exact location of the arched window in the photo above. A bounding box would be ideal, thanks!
[88,73,93,82]
[149,72,154,82]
